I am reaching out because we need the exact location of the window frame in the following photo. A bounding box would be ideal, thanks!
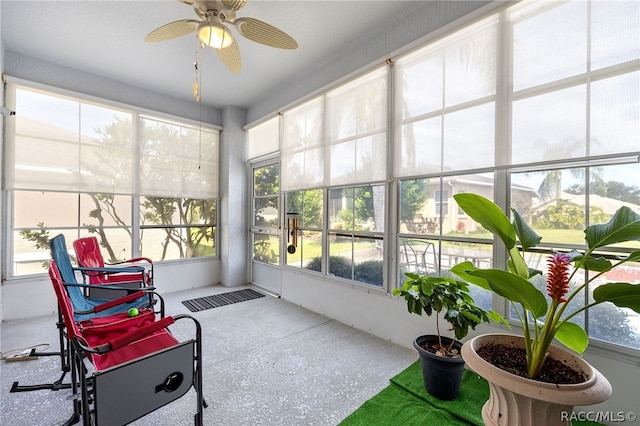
[3,79,221,279]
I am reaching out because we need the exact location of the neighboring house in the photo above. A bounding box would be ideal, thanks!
[532,192,640,216]
[408,174,538,234]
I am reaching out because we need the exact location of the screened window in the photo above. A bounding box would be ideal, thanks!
[394,17,497,177]
[393,0,639,347]
[246,116,279,161]
[281,97,325,191]
[510,1,639,165]
[398,174,494,309]
[140,197,216,260]
[326,67,387,186]
[282,67,388,191]
[251,163,280,266]
[4,81,220,275]
[510,163,640,349]
[327,184,385,287]
[285,189,323,271]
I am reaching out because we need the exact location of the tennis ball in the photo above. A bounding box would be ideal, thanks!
[128,308,139,317]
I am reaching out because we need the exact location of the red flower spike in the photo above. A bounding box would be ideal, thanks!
[546,253,571,303]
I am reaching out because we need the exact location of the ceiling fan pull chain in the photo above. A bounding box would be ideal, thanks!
[194,41,203,170]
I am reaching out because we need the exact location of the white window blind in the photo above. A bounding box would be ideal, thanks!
[3,82,219,198]
[281,67,388,191]
[246,116,279,160]
[139,116,219,198]
[394,18,497,177]
[282,96,325,191]
[510,0,640,164]
[326,67,387,186]
[4,86,135,193]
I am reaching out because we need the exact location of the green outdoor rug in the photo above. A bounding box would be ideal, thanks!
[338,360,604,426]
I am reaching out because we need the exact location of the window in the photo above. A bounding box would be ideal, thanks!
[279,66,388,288]
[282,67,388,191]
[13,191,132,275]
[285,189,323,271]
[394,17,497,177]
[505,0,640,349]
[251,163,280,266]
[4,82,220,276]
[511,163,640,349]
[434,190,448,217]
[393,0,639,348]
[398,174,494,309]
[246,116,279,161]
[140,197,216,260]
[327,184,385,287]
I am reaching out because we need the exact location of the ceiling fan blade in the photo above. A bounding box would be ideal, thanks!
[220,0,247,12]
[234,17,298,50]
[215,40,242,74]
[144,19,199,42]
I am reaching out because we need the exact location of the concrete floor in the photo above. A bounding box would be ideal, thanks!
[1,285,416,425]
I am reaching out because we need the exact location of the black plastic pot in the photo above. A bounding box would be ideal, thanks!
[413,335,465,401]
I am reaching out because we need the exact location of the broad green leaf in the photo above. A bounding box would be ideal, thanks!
[450,261,491,291]
[507,245,529,279]
[584,206,640,249]
[571,253,613,272]
[507,260,542,279]
[421,280,434,296]
[555,321,588,354]
[460,310,481,324]
[454,194,517,249]
[511,208,542,250]
[408,297,422,315]
[528,268,543,278]
[628,250,640,262]
[593,283,640,313]
[487,310,510,328]
[468,269,548,318]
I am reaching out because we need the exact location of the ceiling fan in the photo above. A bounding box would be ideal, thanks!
[144,0,298,74]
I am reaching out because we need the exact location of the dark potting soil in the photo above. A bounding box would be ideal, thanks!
[419,341,461,358]
[477,344,587,384]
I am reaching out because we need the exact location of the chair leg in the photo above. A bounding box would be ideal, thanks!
[193,317,205,426]
[61,400,81,426]
[9,317,73,393]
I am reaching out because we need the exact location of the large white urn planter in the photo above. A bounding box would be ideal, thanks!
[461,334,612,426]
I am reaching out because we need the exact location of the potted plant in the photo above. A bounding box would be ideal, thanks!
[393,273,505,400]
[451,193,640,426]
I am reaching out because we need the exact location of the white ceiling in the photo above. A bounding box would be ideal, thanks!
[1,0,424,110]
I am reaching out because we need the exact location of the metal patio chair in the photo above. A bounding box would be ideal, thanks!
[73,236,153,299]
[48,261,204,425]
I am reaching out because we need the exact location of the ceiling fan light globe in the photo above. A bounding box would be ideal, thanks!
[197,22,233,49]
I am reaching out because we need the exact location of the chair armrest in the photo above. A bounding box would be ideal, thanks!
[62,280,154,293]
[75,265,145,275]
[93,291,148,312]
[62,281,156,314]
[109,257,153,266]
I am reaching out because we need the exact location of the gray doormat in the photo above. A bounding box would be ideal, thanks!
[181,288,265,312]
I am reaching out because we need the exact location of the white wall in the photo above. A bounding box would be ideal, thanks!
[3,51,222,126]
[219,106,248,287]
